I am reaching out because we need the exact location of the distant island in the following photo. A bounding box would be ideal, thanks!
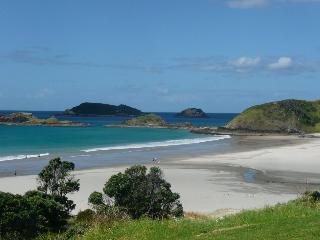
[60,102,143,117]
[0,112,83,127]
[115,114,193,129]
[176,108,208,118]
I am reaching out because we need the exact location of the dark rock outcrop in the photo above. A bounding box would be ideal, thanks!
[62,102,143,116]
[176,108,208,118]
[0,112,83,127]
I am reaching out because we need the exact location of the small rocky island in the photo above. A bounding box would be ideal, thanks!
[0,112,83,127]
[61,102,143,117]
[176,108,208,118]
[115,114,193,129]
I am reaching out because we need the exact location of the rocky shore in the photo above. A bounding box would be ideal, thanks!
[113,113,308,137]
[0,112,85,127]
[112,113,193,129]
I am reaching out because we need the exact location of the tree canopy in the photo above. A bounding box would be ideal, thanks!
[90,165,183,219]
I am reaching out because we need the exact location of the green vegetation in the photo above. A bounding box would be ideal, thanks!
[2,160,320,240]
[121,113,167,127]
[37,157,80,212]
[80,197,320,239]
[37,193,320,240]
[226,99,320,133]
[89,165,183,219]
[64,102,143,116]
[0,158,80,239]
[0,191,70,239]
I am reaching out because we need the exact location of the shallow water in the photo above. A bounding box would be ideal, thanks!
[0,111,237,176]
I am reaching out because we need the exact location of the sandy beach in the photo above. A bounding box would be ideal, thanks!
[0,135,319,216]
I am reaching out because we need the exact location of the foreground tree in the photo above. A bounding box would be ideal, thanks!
[37,157,80,212]
[0,191,69,239]
[90,165,183,219]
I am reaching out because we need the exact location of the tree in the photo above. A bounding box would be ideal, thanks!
[0,191,69,239]
[88,191,104,207]
[95,165,183,219]
[37,158,80,212]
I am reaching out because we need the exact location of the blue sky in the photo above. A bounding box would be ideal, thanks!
[0,0,320,112]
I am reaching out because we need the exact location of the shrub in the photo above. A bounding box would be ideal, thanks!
[75,209,95,223]
[0,191,70,239]
[88,191,104,208]
[90,165,183,219]
[302,191,320,203]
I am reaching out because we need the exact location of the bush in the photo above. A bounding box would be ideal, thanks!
[90,165,183,219]
[0,191,70,239]
[75,209,95,223]
[302,191,320,203]
[88,191,104,208]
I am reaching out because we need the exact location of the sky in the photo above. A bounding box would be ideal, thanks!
[0,0,320,112]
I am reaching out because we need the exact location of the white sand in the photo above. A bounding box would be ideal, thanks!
[182,137,320,174]
[1,137,319,216]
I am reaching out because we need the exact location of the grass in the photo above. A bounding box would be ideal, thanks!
[77,200,320,240]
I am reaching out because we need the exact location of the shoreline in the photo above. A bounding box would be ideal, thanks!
[0,135,319,216]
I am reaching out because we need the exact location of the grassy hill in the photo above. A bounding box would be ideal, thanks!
[39,197,320,240]
[225,99,320,134]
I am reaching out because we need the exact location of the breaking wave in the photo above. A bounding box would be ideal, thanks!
[82,135,231,153]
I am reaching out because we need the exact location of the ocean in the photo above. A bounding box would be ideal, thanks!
[0,111,237,176]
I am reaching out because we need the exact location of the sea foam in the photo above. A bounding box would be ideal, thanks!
[82,135,231,153]
[0,153,50,162]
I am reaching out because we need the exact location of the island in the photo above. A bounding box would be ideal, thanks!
[224,99,320,134]
[60,102,143,117]
[0,112,84,127]
[176,108,208,118]
[114,113,193,129]
[192,99,320,136]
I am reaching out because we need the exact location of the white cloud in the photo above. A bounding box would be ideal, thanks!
[155,87,169,95]
[227,0,268,8]
[27,88,54,99]
[231,57,261,67]
[268,57,293,70]
[283,0,320,2]
[225,0,320,8]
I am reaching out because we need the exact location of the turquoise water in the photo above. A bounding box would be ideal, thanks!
[0,111,235,176]
[0,125,201,158]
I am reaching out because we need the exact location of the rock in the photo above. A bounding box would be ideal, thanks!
[0,112,34,123]
[118,114,167,127]
[0,112,84,127]
[61,102,143,116]
[176,108,208,118]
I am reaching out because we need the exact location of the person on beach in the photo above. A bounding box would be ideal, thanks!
[152,157,160,164]
[14,169,16,176]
